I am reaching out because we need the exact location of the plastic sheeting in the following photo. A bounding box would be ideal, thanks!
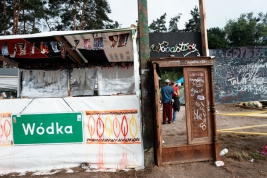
[97,66,135,95]
[0,96,144,175]
[70,68,97,96]
[20,69,68,98]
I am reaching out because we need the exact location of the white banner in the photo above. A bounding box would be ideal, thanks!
[0,96,143,175]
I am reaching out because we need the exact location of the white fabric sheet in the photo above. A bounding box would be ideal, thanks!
[97,66,135,95]
[70,68,97,96]
[20,69,68,98]
[0,96,144,175]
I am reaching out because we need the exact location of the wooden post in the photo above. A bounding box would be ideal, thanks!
[153,63,162,166]
[138,0,155,166]
[210,65,220,161]
[199,0,209,56]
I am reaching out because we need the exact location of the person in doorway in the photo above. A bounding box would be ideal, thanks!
[160,79,174,124]
[171,82,180,122]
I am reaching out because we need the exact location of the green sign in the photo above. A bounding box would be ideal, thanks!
[12,112,83,145]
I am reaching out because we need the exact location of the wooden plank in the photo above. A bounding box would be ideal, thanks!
[0,56,18,67]
[199,0,209,56]
[162,143,218,164]
[209,66,220,161]
[153,63,162,166]
[150,57,214,68]
[54,36,83,64]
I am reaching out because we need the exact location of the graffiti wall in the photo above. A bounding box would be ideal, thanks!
[210,47,267,104]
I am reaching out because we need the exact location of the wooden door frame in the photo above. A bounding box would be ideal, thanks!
[151,56,220,166]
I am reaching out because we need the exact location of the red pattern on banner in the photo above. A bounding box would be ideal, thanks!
[121,115,128,140]
[113,116,120,138]
[96,116,104,139]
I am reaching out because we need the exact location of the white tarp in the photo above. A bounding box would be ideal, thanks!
[20,69,68,98]
[97,66,135,95]
[70,68,97,96]
[0,96,143,175]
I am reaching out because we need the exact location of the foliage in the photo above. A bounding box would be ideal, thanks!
[149,13,167,33]
[0,0,118,34]
[168,13,182,32]
[159,68,183,87]
[184,6,200,32]
[207,27,229,49]
[224,12,267,47]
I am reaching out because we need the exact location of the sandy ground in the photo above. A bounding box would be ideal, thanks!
[162,103,267,146]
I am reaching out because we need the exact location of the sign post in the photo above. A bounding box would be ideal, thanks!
[12,112,83,145]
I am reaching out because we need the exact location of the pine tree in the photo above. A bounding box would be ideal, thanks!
[60,0,114,30]
[149,13,167,33]
[168,13,182,32]
[184,6,200,32]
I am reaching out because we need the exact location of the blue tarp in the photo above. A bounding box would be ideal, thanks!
[176,77,184,84]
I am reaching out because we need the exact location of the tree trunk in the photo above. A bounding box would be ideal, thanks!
[32,16,36,33]
[12,0,17,35]
[3,0,6,35]
[73,1,77,30]
[15,0,21,35]
[79,1,86,30]
[23,9,26,34]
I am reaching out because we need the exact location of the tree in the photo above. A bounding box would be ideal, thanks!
[207,27,229,49]
[149,13,167,33]
[60,0,114,30]
[225,12,267,47]
[184,6,200,32]
[168,13,182,32]
[0,0,13,35]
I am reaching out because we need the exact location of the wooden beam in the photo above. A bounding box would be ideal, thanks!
[54,36,83,64]
[199,0,209,56]
[153,63,162,166]
[0,56,18,67]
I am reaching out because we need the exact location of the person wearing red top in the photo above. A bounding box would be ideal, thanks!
[171,81,180,122]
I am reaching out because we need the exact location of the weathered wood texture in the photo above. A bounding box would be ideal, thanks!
[162,143,219,164]
[199,0,209,56]
[150,57,214,68]
[184,67,212,144]
[153,63,162,166]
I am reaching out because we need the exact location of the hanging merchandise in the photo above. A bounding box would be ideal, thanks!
[1,42,9,56]
[10,44,17,58]
[93,38,104,50]
[50,41,60,53]
[18,43,26,55]
[30,42,35,55]
[84,39,92,50]
[40,42,49,54]
[117,34,129,47]
[109,35,118,48]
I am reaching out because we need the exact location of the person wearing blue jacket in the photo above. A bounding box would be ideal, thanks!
[160,79,175,124]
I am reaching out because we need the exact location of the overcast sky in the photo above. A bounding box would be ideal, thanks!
[107,0,267,29]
